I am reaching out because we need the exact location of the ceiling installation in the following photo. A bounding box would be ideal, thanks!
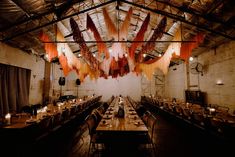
[0,0,235,81]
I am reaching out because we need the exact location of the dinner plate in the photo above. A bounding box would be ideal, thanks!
[25,119,37,124]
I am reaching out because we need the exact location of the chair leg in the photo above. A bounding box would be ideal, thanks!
[151,142,157,156]
[88,142,91,157]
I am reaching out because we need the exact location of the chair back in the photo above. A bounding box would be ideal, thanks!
[142,111,151,125]
[21,105,32,114]
[38,116,52,133]
[147,114,157,140]
[52,112,61,127]
[85,115,96,136]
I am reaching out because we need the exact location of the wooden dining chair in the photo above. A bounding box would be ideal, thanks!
[50,112,62,132]
[85,114,103,157]
[146,114,157,155]
[142,111,151,125]
[21,105,32,114]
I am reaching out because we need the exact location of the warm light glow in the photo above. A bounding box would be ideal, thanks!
[93,53,96,57]
[209,108,216,112]
[5,113,11,119]
[158,53,162,57]
[5,113,11,125]
[143,54,147,58]
[44,54,49,60]
[61,47,66,53]
[216,79,224,85]
[109,48,112,53]
[189,56,194,61]
[124,53,128,57]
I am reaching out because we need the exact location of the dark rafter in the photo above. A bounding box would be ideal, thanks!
[10,0,31,18]
[154,0,234,29]
[42,40,195,43]
[0,0,87,32]
[120,0,235,40]
[1,0,116,42]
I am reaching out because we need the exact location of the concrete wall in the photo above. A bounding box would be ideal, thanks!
[0,42,45,105]
[163,40,235,112]
[164,63,187,100]
[196,41,235,111]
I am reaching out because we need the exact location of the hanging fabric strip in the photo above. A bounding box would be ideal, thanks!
[139,28,181,79]
[109,56,129,78]
[58,54,72,76]
[57,23,82,77]
[129,13,150,59]
[120,7,133,40]
[180,33,205,61]
[103,7,133,61]
[70,17,99,70]
[39,32,58,62]
[137,16,167,62]
[86,14,109,59]
[102,8,118,38]
[118,7,133,59]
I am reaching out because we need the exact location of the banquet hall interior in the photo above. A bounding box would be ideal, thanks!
[0,0,235,157]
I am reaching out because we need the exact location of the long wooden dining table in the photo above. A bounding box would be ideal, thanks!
[96,97,148,143]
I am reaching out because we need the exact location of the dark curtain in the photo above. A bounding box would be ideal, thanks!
[0,64,31,116]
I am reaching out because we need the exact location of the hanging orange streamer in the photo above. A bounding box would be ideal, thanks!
[129,13,150,59]
[70,17,100,70]
[180,33,205,61]
[58,54,72,76]
[103,7,133,61]
[39,32,58,62]
[139,28,182,79]
[87,14,109,59]
[137,16,167,62]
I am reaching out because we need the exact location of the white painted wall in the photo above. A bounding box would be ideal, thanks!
[0,42,45,105]
[50,63,142,102]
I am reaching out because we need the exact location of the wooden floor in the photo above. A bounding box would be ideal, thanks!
[17,105,234,157]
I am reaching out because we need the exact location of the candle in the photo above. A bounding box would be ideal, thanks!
[5,113,11,125]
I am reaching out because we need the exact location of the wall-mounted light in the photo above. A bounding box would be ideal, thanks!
[216,79,224,85]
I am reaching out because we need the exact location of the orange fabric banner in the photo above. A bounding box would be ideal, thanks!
[87,14,109,59]
[129,13,150,59]
[180,33,205,61]
[137,16,167,63]
[58,54,72,76]
[39,32,58,62]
